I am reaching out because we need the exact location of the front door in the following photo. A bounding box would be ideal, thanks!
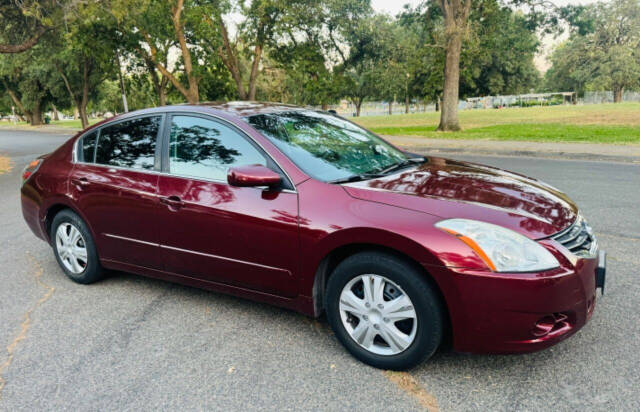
[156,114,300,297]
[69,115,164,270]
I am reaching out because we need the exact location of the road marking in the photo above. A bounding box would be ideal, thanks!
[0,252,55,399]
[0,155,12,175]
[383,371,440,411]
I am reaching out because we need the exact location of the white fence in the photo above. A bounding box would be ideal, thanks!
[309,91,638,118]
[583,91,640,104]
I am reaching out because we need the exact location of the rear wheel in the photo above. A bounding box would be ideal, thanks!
[51,209,104,284]
[325,252,443,370]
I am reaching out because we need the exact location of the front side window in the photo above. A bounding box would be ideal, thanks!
[168,115,266,181]
[245,111,407,182]
[95,116,160,170]
[79,131,98,162]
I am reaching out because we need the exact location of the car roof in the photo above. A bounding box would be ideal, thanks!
[82,102,309,135]
[177,101,304,117]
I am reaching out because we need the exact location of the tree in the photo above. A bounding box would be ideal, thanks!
[459,4,540,97]
[0,0,54,53]
[545,0,640,102]
[52,4,118,128]
[111,0,205,103]
[0,48,52,125]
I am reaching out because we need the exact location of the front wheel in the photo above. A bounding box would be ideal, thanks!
[325,252,444,370]
[51,209,104,284]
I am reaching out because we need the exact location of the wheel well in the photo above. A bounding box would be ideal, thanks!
[312,244,451,333]
[44,204,71,242]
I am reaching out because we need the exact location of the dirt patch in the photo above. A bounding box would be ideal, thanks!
[383,370,440,411]
[0,156,12,175]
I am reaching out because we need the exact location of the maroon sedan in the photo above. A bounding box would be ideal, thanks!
[21,103,606,370]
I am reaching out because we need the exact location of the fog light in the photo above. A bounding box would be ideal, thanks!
[532,313,569,337]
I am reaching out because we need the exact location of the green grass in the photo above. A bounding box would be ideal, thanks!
[354,103,640,144]
[50,119,102,128]
[0,118,101,130]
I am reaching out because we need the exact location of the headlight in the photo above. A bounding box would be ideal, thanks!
[435,219,559,272]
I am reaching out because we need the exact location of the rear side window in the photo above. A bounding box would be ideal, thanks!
[168,115,266,181]
[79,131,98,162]
[95,116,161,170]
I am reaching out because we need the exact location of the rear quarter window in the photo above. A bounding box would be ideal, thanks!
[79,131,98,163]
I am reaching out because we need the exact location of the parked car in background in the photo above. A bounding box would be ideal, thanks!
[21,102,606,369]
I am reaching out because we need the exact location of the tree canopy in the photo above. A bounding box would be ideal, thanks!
[1,0,635,127]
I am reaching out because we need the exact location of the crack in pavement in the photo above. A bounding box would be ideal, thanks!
[383,370,440,411]
[0,252,55,399]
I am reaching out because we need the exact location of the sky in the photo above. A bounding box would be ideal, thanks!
[370,0,602,72]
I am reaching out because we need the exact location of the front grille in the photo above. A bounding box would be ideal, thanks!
[552,215,597,258]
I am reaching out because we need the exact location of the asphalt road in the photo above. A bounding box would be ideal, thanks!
[0,130,638,411]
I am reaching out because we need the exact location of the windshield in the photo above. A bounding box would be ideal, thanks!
[245,110,408,182]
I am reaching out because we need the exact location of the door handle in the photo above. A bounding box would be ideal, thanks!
[159,195,185,210]
[71,177,90,187]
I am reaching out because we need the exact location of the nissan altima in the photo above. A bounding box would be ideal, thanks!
[21,102,606,370]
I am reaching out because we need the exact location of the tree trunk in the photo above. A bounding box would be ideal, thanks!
[172,0,198,103]
[216,17,247,100]
[355,99,362,117]
[437,31,462,131]
[78,58,91,129]
[30,101,43,126]
[322,103,328,111]
[388,101,393,115]
[437,0,470,132]
[247,44,263,101]
[52,105,60,121]
[613,87,624,103]
[405,95,410,114]
[158,86,167,106]
[4,84,32,122]
[78,105,89,129]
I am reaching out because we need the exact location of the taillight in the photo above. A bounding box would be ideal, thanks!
[22,158,43,184]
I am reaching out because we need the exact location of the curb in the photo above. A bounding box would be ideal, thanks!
[399,145,640,164]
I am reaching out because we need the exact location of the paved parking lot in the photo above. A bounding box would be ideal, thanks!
[1,130,639,411]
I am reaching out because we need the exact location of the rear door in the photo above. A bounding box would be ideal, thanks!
[155,114,300,297]
[69,115,165,270]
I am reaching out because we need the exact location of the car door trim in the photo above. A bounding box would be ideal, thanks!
[103,233,159,247]
[103,233,290,274]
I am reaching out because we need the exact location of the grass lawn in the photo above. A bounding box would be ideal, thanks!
[354,103,640,144]
[0,118,101,130]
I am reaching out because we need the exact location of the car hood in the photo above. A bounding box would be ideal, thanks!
[343,157,577,239]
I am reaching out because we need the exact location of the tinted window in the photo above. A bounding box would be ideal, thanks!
[169,116,266,181]
[246,111,406,182]
[80,131,98,162]
[95,116,160,170]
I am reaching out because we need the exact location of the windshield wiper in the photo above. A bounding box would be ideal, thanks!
[329,157,426,184]
[376,156,426,176]
[329,172,384,184]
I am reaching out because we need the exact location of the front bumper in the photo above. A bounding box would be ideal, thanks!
[429,248,605,354]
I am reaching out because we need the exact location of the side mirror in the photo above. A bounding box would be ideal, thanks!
[227,165,282,188]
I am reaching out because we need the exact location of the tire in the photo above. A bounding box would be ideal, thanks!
[51,209,104,284]
[325,251,443,370]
